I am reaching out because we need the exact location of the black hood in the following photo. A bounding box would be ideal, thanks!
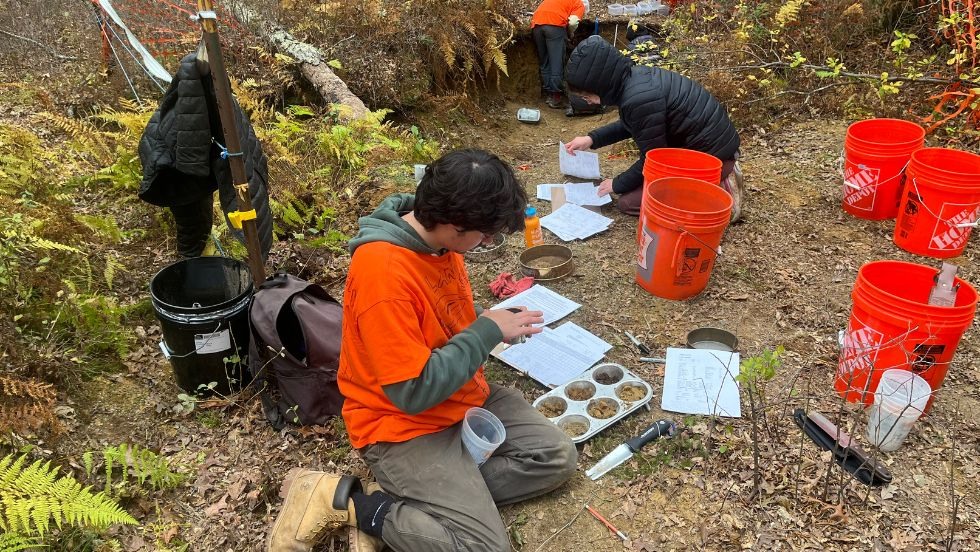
[565,36,632,105]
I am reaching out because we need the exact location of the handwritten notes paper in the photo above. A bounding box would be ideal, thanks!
[559,142,601,180]
[661,348,741,417]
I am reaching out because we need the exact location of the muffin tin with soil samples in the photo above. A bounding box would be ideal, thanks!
[532,363,653,443]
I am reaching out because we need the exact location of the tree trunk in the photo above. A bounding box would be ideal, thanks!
[228,2,368,120]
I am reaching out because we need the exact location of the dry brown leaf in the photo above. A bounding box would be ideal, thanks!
[205,494,229,517]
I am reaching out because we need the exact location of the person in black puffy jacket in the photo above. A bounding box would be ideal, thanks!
[563,36,744,221]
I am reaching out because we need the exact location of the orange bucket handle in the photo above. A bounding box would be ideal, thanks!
[669,224,723,276]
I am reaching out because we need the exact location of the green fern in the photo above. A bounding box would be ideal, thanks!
[86,444,185,494]
[0,532,44,552]
[0,454,137,537]
[103,256,125,290]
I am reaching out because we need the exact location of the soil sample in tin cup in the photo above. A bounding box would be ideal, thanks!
[587,398,619,419]
[537,396,568,418]
[526,256,568,270]
[593,365,624,385]
[558,415,590,438]
[616,382,647,402]
[564,381,596,401]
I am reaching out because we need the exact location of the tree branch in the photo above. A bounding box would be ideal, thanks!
[0,29,76,60]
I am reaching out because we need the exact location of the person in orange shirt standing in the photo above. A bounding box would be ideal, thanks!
[266,149,578,552]
[531,0,587,108]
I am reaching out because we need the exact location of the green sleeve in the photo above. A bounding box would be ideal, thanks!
[382,317,503,414]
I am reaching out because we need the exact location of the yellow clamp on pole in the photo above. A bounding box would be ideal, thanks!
[227,209,257,230]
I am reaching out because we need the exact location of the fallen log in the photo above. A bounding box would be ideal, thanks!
[228,2,368,119]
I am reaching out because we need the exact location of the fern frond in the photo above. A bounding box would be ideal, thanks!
[0,532,43,552]
[0,454,137,536]
[103,256,125,290]
[0,374,58,435]
[26,237,82,254]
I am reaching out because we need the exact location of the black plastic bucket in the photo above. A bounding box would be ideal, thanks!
[150,257,253,396]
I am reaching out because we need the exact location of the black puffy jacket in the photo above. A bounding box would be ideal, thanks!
[138,52,272,259]
[565,36,740,195]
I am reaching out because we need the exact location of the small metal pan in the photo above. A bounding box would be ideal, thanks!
[519,244,574,281]
[686,327,739,352]
[465,233,507,262]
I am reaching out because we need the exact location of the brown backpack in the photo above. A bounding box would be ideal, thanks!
[248,272,344,429]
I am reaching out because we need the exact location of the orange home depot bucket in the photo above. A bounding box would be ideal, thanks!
[639,148,723,239]
[836,260,977,411]
[643,148,723,185]
[636,177,732,300]
[842,118,924,220]
[893,148,980,258]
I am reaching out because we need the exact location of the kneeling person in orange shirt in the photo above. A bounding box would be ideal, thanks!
[267,149,579,552]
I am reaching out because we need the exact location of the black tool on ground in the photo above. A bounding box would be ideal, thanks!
[585,419,677,480]
[793,409,892,487]
[624,331,652,355]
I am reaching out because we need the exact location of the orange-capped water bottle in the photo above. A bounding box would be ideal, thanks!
[524,205,544,248]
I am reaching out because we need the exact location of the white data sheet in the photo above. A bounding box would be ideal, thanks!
[540,203,613,241]
[491,285,581,326]
[537,183,611,206]
[563,182,612,206]
[493,323,611,387]
[661,347,741,417]
[559,142,601,180]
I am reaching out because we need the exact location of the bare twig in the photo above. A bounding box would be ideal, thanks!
[532,503,588,552]
[0,29,77,60]
[945,400,961,552]
[721,60,980,88]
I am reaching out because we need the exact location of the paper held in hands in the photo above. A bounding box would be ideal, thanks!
[660,347,742,417]
[492,323,612,387]
[559,142,601,180]
[491,284,580,326]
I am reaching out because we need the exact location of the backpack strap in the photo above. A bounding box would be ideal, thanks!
[247,285,286,430]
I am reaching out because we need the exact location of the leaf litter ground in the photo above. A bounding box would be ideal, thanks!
[74,100,980,551]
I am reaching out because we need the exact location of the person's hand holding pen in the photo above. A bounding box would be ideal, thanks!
[480,306,543,344]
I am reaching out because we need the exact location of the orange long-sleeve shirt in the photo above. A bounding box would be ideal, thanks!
[531,0,586,28]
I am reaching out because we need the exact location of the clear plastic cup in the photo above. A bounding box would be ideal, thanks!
[461,407,506,466]
[866,369,931,451]
[414,164,427,183]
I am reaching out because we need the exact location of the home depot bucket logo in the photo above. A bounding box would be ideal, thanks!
[838,323,883,379]
[929,203,980,252]
[843,165,881,212]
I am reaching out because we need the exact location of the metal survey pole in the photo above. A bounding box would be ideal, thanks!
[195,0,266,286]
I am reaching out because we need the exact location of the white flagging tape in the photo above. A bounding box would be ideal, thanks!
[97,0,172,83]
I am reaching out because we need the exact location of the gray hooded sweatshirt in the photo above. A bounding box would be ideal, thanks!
[346,194,503,414]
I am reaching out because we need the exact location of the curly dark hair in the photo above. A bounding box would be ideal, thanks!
[414,149,528,235]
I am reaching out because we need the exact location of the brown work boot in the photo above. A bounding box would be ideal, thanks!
[266,470,361,552]
[348,481,386,552]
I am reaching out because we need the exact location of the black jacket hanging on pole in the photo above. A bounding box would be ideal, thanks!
[138,52,273,259]
[565,36,740,195]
